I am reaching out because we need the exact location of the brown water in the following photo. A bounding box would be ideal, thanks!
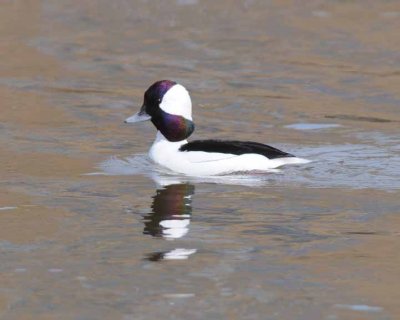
[1,1,400,319]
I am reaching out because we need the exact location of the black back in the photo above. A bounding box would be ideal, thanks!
[179,140,294,159]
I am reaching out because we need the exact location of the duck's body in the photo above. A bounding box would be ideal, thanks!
[125,80,309,176]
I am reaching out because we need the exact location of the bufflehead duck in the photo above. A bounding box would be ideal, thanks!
[125,80,309,176]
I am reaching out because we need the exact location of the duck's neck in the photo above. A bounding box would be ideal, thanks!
[150,110,195,142]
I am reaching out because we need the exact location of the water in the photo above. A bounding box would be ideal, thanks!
[1,1,400,319]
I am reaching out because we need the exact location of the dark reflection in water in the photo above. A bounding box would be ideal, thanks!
[143,183,197,261]
[143,183,195,238]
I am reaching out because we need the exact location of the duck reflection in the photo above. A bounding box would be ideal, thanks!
[143,182,197,261]
[143,183,195,239]
[145,248,197,261]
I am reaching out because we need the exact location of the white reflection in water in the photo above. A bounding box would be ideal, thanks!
[163,293,195,298]
[159,219,190,239]
[335,304,383,312]
[0,206,17,211]
[146,248,197,261]
[285,123,342,130]
[163,248,197,260]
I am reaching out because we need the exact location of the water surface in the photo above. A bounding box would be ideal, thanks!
[1,1,400,319]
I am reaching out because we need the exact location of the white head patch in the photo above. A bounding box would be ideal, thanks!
[159,84,192,120]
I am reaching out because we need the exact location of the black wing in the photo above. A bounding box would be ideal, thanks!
[179,140,294,159]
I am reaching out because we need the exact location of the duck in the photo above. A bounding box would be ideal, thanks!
[125,80,309,176]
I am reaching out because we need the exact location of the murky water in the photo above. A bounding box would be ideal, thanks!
[1,1,400,319]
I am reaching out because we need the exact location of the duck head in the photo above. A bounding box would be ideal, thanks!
[125,80,195,142]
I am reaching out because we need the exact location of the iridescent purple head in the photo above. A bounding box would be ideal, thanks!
[125,80,195,142]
